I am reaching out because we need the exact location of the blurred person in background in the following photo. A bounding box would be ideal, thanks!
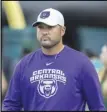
[2,8,106,111]
[100,44,107,108]
[12,47,32,70]
[2,56,13,84]
[83,49,98,59]
[21,47,32,57]
[83,48,105,111]
[2,71,8,102]
[83,49,104,74]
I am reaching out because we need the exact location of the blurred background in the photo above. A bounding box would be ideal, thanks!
[1,1,107,110]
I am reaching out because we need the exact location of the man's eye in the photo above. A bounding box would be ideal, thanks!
[37,25,54,29]
[38,25,43,29]
[48,26,53,29]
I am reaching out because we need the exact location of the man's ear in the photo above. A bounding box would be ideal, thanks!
[61,26,66,37]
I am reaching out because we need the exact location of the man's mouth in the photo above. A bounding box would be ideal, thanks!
[43,38,48,41]
[41,36,50,41]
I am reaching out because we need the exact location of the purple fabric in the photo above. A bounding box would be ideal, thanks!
[3,45,106,111]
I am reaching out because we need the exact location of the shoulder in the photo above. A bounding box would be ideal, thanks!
[65,45,90,64]
[15,48,41,68]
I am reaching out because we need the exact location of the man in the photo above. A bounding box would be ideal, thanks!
[3,8,106,111]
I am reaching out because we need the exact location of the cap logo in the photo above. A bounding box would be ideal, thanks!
[40,11,50,19]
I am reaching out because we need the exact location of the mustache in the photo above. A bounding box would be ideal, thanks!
[40,36,51,40]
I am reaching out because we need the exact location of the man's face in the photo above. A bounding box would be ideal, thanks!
[36,23,65,49]
[100,45,107,67]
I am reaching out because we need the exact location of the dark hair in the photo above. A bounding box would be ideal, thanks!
[22,48,32,57]
[83,49,98,58]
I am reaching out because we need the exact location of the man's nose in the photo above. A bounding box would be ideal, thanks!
[42,31,48,35]
[42,30,49,35]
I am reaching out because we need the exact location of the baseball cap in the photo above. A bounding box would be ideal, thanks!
[32,8,64,27]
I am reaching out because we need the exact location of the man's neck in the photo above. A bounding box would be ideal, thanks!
[41,43,64,55]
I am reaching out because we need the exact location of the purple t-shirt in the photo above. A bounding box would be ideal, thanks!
[3,45,106,111]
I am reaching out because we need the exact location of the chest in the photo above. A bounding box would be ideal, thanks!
[20,59,82,99]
